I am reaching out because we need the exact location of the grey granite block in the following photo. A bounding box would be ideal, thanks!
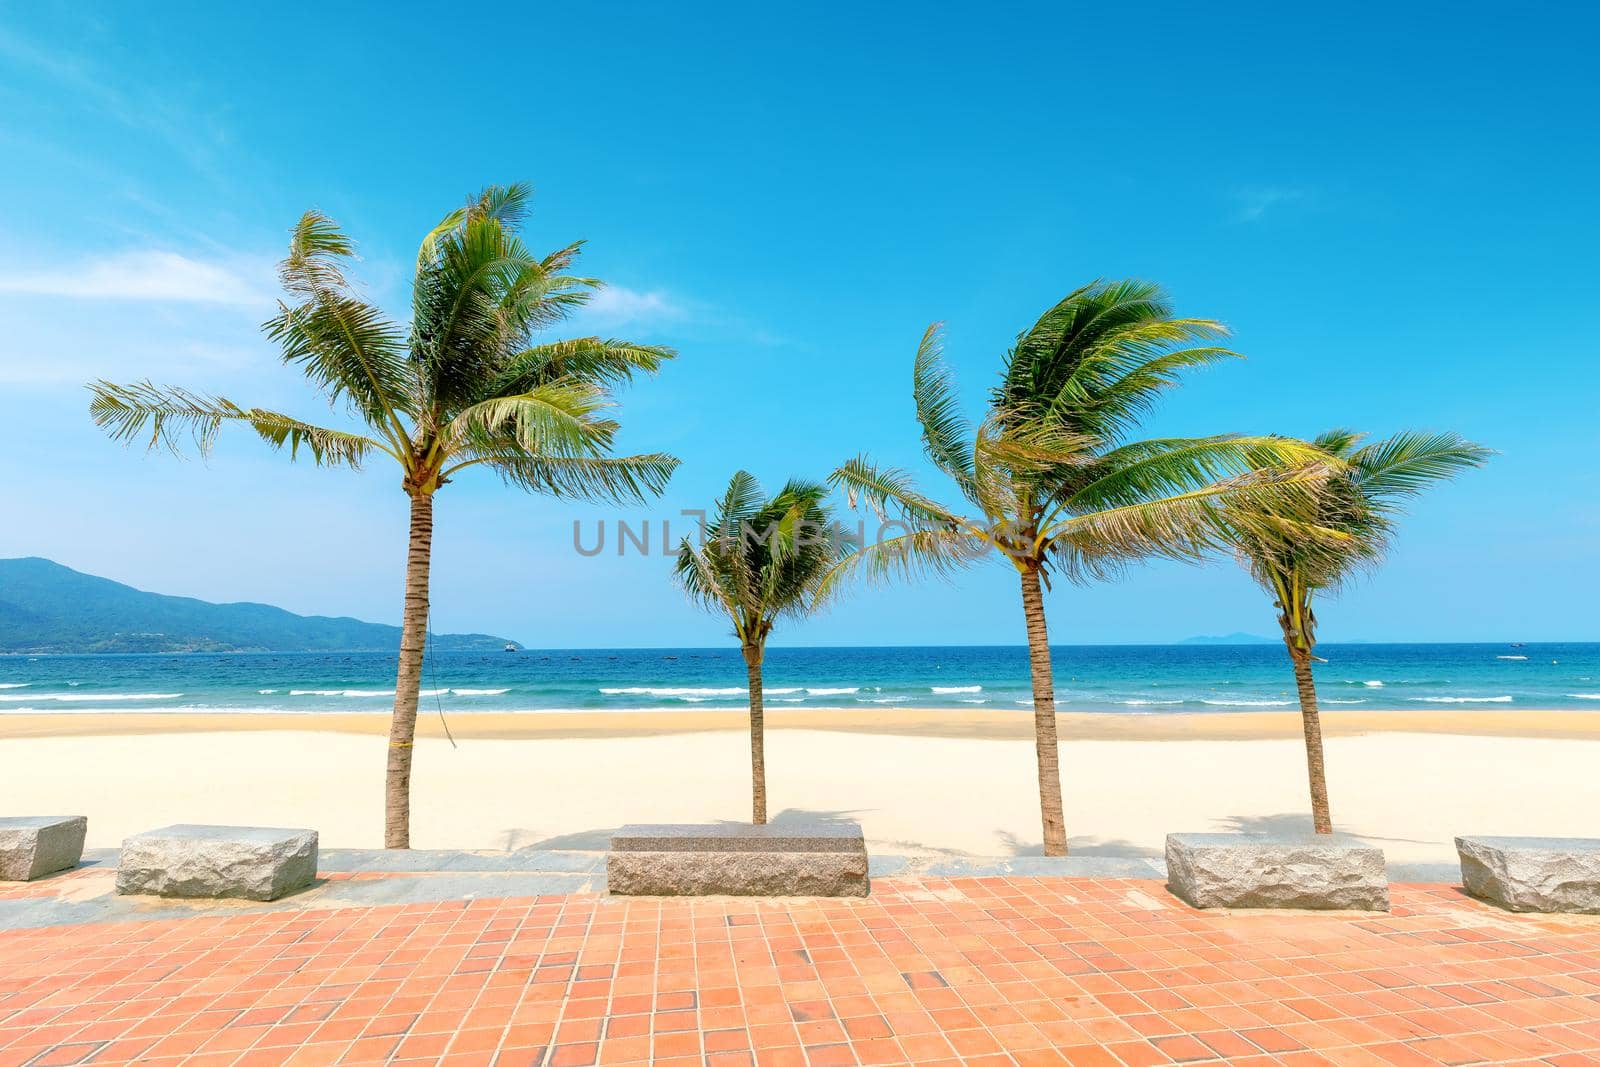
[610,822,864,852]
[1166,833,1389,911]
[0,817,87,881]
[117,825,318,901]
[608,822,868,896]
[1456,836,1600,914]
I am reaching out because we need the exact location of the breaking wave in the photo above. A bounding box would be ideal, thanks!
[599,686,744,697]
[1200,699,1293,707]
[0,692,181,702]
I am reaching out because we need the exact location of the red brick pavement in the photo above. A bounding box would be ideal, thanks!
[3,874,1600,1066]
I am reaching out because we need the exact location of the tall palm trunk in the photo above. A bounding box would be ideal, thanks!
[742,644,767,825]
[385,490,434,849]
[1280,623,1333,834]
[1020,565,1067,856]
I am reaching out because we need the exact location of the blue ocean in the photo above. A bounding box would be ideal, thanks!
[1,643,1597,715]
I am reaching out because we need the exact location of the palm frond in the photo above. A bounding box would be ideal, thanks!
[912,324,977,498]
[815,527,986,600]
[829,455,962,526]
[410,186,596,412]
[87,380,384,467]
[444,380,618,459]
[974,411,1096,477]
[489,337,675,395]
[675,534,738,618]
[1068,435,1329,511]
[997,279,1238,441]
[1050,466,1343,583]
[1349,431,1493,501]
[263,211,413,444]
[450,450,678,503]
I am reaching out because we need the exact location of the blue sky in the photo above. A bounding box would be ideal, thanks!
[1,2,1595,647]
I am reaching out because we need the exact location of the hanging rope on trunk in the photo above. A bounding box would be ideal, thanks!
[424,608,458,749]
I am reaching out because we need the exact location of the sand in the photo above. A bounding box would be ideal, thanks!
[4,709,1597,864]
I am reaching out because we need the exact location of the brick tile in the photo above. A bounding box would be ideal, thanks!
[0,876,1597,1067]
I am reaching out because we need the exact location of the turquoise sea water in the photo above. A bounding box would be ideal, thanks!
[1,643,1597,715]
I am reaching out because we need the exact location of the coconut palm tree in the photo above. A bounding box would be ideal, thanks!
[674,472,855,823]
[1221,429,1490,834]
[826,280,1330,856]
[89,184,678,848]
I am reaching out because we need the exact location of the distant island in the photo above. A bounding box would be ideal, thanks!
[0,557,517,654]
[1179,632,1278,645]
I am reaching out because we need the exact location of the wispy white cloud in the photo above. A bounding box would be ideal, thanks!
[569,284,687,333]
[0,26,232,184]
[1231,186,1313,223]
[0,250,274,306]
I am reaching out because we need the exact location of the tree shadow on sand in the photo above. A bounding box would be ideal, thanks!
[1217,812,1434,846]
[503,828,615,851]
[996,831,1162,859]
[498,809,872,853]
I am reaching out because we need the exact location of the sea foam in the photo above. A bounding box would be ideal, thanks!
[0,692,181,702]
[288,688,446,698]
[1200,699,1292,707]
[1409,695,1513,703]
[931,685,982,693]
[599,686,744,697]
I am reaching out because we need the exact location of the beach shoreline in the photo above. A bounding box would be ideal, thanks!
[7,706,1600,741]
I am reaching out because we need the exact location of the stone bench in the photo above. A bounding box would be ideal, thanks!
[116,825,318,901]
[1166,833,1390,911]
[0,817,88,882]
[608,822,869,897]
[1456,836,1600,914]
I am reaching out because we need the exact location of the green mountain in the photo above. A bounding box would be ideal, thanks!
[0,557,517,654]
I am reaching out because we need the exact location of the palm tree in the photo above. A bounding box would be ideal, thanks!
[1221,429,1490,834]
[89,184,679,848]
[826,280,1329,856]
[674,472,854,824]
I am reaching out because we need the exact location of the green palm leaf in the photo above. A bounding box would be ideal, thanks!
[87,380,385,466]
[912,324,977,499]
[264,213,413,447]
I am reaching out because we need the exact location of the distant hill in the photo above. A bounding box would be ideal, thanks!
[1179,632,1278,645]
[0,557,516,654]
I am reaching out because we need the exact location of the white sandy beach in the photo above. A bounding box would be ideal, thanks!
[4,710,1598,865]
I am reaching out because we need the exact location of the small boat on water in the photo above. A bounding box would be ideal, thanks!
[504,643,519,653]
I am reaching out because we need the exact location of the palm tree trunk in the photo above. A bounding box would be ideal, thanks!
[1281,626,1333,834]
[1020,565,1067,856]
[384,491,434,849]
[742,644,767,825]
